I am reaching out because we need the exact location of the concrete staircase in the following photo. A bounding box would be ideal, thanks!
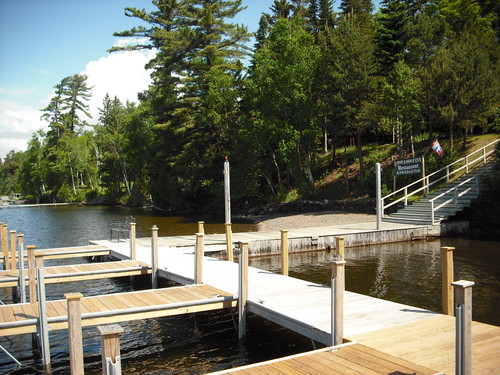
[383,164,494,225]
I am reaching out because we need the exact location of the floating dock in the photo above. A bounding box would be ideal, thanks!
[0,284,235,336]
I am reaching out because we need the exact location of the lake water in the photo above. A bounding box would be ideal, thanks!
[0,205,498,374]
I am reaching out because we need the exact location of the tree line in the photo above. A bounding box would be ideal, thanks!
[1,0,499,213]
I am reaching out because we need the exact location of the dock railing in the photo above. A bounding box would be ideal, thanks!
[380,138,499,223]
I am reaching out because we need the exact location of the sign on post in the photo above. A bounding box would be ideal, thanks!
[394,157,423,176]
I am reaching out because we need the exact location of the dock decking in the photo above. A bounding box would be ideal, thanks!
[0,260,150,287]
[0,284,235,336]
[210,343,442,375]
[350,314,500,375]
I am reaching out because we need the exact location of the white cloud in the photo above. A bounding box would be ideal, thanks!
[0,49,155,159]
[0,100,48,158]
[82,49,156,120]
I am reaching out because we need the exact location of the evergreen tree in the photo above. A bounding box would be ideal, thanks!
[374,0,410,74]
[271,0,293,21]
[112,0,250,209]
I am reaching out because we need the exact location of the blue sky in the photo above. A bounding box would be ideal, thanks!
[0,0,275,159]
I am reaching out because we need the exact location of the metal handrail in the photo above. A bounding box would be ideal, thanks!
[428,169,489,223]
[381,139,499,216]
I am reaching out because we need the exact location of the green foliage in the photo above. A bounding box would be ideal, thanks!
[9,0,499,212]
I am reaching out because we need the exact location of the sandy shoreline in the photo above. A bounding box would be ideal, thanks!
[244,211,376,231]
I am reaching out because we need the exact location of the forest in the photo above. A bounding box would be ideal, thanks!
[0,0,499,214]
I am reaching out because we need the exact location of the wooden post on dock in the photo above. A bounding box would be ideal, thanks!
[65,292,84,375]
[238,242,249,340]
[97,324,124,375]
[280,230,288,276]
[130,222,136,260]
[441,246,454,315]
[9,230,16,270]
[194,233,204,284]
[1,224,8,270]
[151,225,159,289]
[27,245,37,303]
[36,266,51,373]
[331,260,346,346]
[17,234,26,304]
[453,280,474,375]
[197,221,204,234]
[225,223,233,262]
[335,236,345,260]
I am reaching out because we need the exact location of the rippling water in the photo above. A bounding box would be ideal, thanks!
[0,205,498,374]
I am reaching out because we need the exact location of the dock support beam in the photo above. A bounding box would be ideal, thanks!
[453,280,474,375]
[1,224,8,270]
[151,225,159,289]
[17,234,26,303]
[194,233,204,284]
[331,260,346,346]
[36,266,51,373]
[27,245,37,303]
[97,324,124,375]
[9,230,16,270]
[280,230,288,276]
[130,222,136,260]
[375,163,382,230]
[66,293,84,375]
[197,221,204,234]
[238,242,249,340]
[441,246,454,316]
[335,236,345,260]
[225,223,233,262]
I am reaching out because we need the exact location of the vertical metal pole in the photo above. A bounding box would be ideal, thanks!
[151,225,158,289]
[17,234,26,304]
[36,267,51,373]
[453,280,474,375]
[194,233,204,284]
[280,230,288,276]
[129,222,136,260]
[331,260,346,346]
[66,293,84,375]
[224,157,231,225]
[224,157,233,262]
[238,242,248,340]
[375,163,382,230]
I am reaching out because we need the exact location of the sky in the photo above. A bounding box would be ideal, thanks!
[0,0,276,159]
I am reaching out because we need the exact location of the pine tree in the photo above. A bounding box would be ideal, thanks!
[374,0,410,74]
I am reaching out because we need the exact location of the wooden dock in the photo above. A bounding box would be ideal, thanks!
[350,314,500,375]
[0,260,150,287]
[0,284,235,336]
[210,343,442,375]
[1,245,110,262]
[93,236,500,374]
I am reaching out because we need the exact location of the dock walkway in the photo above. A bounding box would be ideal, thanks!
[0,260,150,287]
[0,284,235,336]
[94,236,440,345]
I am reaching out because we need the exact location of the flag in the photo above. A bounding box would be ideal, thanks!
[432,138,444,157]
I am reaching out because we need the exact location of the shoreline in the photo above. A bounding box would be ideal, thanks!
[244,210,377,231]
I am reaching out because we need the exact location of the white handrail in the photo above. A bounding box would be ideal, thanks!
[381,138,499,217]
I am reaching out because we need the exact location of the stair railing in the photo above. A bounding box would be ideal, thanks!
[429,168,488,224]
[381,138,499,219]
